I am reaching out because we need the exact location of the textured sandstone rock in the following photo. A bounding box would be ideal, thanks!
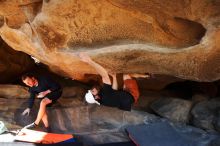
[0,0,219,82]
[0,88,159,144]
[0,85,29,98]
[0,84,220,145]
[137,74,183,91]
[2,100,220,145]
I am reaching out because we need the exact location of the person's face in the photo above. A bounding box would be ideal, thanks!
[23,77,36,87]
[91,88,99,96]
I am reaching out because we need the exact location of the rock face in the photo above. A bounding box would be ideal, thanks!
[137,74,184,91]
[191,98,220,132]
[0,85,29,98]
[192,94,209,105]
[0,84,160,144]
[0,38,34,83]
[0,0,220,82]
[0,84,220,145]
[151,97,192,123]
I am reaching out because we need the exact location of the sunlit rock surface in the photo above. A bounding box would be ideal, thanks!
[0,0,219,82]
[0,1,220,145]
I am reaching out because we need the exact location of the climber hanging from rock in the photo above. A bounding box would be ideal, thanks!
[79,52,140,111]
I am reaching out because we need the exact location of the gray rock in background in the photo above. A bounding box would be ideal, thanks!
[47,105,159,145]
[151,97,192,123]
[191,98,220,132]
[192,94,209,105]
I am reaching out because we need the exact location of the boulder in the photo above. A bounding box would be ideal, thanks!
[151,97,192,123]
[191,98,220,132]
[0,85,29,99]
[192,94,209,105]
[0,93,160,145]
